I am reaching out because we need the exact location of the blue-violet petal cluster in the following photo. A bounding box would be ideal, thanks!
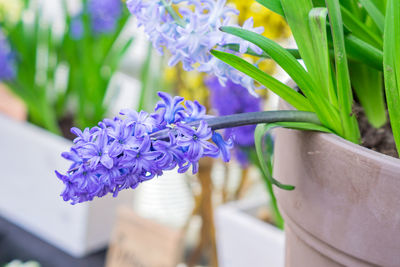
[126,0,263,95]
[70,0,123,39]
[56,92,232,204]
[0,31,16,81]
[88,0,123,34]
[207,76,262,166]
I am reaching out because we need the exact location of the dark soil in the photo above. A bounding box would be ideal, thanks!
[59,115,76,141]
[354,105,398,158]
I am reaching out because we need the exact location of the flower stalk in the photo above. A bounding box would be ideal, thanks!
[150,110,322,140]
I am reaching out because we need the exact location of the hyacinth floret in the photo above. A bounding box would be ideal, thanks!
[56,92,232,204]
[126,0,264,94]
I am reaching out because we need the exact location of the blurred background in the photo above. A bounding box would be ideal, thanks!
[0,0,292,266]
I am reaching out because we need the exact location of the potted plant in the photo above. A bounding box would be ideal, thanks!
[55,0,400,266]
[210,0,400,266]
[0,0,137,257]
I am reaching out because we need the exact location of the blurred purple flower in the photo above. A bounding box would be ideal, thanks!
[206,76,262,166]
[88,0,123,34]
[70,17,84,40]
[57,92,232,204]
[0,31,16,81]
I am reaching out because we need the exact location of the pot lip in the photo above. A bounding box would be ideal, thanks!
[279,83,400,167]
[309,129,400,167]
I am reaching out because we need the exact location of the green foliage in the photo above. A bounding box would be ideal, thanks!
[383,0,400,152]
[212,0,400,198]
[217,0,397,142]
[3,0,134,133]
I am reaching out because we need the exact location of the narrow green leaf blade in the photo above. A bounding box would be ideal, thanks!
[255,0,285,17]
[254,120,332,190]
[340,5,382,48]
[221,27,315,99]
[255,123,295,190]
[309,7,338,107]
[220,26,342,132]
[345,34,383,71]
[383,0,400,153]
[210,49,313,112]
[359,0,384,33]
[349,63,386,128]
[223,43,301,59]
[326,0,361,143]
[273,121,333,132]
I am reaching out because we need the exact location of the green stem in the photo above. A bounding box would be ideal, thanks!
[223,43,301,59]
[150,110,322,140]
[263,169,284,229]
[253,160,284,229]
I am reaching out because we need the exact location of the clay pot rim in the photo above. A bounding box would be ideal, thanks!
[302,130,400,168]
[278,85,400,168]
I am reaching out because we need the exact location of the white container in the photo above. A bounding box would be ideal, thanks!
[0,114,133,257]
[215,198,285,267]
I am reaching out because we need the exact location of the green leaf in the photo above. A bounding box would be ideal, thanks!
[255,123,295,190]
[254,120,332,191]
[248,142,284,229]
[219,26,341,132]
[280,0,320,86]
[383,0,400,153]
[272,121,333,132]
[210,49,313,112]
[326,0,360,143]
[359,0,384,33]
[255,0,285,17]
[309,7,338,107]
[221,27,313,93]
[223,43,301,59]
[349,63,386,128]
[340,0,363,18]
[345,34,383,71]
[340,5,383,49]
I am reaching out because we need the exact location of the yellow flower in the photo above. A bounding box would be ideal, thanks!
[0,0,23,25]
[228,0,291,75]
[230,0,291,40]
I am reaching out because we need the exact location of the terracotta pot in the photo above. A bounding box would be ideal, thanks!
[273,126,400,266]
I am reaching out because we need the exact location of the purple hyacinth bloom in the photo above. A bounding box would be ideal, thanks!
[155,91,185,124]
[119,135,161,178]
[78,130,114,169]
[184,100,210,122]
[206,76,262,166]
[88,0,123,34]
[0,31,16,81]
[126,0,263,94]
[71,127,93,145]
[212,132,233,162]
[70,16,84,40]
[56,92,232,204]
[120,110,157,137]
[152,133,185,170]
[176,120,219,162]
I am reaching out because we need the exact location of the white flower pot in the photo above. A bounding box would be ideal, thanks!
[0,114,133,257]
[215,198,285,267]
